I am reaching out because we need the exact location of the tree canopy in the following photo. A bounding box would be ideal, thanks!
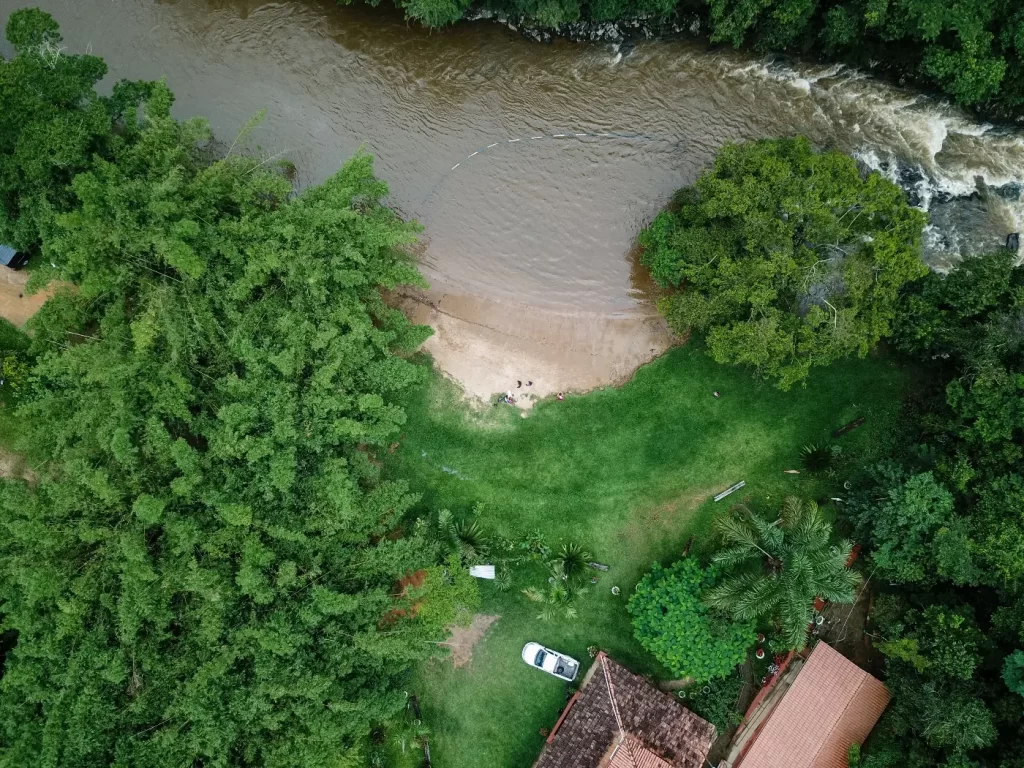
[639,137,927,389]
[0,9,152,253]
[0,11,470,767]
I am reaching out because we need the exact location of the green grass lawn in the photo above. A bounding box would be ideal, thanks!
[385,344,907,768]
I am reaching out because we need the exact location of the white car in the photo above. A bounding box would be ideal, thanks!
[521,642,579,682]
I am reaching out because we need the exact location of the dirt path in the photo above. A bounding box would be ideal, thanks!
[441,614,501,669]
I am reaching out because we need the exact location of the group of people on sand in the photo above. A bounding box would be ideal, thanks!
[496,379,565,405]
[496,383,717,407]
[496,385,719,407]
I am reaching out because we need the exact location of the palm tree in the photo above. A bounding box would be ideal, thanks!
[703,497,860,649]
[522,582,588,621]
[800,442,835,472]
[549,540,593,585]
[434,509,490,563]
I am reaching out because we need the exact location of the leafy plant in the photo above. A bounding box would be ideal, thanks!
[629,558,755,682]
[704,497,861,649]
[434,508,491,564]
[873,597,997,757]
[415,554,482,635]
[493,565,513,592]
[847,465,978,586]
[1003,650,1024,697]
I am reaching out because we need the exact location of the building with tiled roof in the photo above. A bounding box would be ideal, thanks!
[533,652,716,768]
[731,641,890,768]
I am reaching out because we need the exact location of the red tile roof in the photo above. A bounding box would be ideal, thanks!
[736,642,890,768]
[534,653,716,768]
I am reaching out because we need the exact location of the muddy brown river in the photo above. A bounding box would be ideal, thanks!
[3,0,1024,398]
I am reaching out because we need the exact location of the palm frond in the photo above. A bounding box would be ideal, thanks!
[455,518,490,560]
[713,510,760,550]
[781,496,808,526]
[704,571,772,619]
[522,587,545,603]
[778,593,814,649]
[812,568,861,605]
[436,508,457,543]
[713,544,765,568]
[748,512,785,554]
[730,575,783,621]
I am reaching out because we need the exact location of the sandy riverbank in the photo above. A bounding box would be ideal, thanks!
[397,283,675,408]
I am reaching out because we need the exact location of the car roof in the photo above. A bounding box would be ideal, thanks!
[0,245,18,266]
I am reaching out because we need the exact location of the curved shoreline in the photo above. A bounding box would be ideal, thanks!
[397,282,675,408]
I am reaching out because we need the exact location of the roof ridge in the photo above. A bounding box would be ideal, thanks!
[601,655,638,768]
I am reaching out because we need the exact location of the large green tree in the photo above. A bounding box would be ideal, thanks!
[0,12,469,767]
[868,598,999,764]
[639,137,927,389]
[703,497,860,649]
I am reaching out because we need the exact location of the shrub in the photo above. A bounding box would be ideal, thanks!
[682,672,744,731]
[629,558,755,682]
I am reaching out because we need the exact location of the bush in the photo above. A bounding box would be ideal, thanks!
[682,671,744,731]
[628,558,755,682]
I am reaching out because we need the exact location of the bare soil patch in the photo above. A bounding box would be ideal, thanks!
[820,580,876,670]
[618,485,720,550]
[441,614,500,669]
[0,270,51,328]
[0,448,35,484]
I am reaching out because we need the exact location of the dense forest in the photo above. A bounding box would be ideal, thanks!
[0,10,476,767]
[351,0,1024,120]
[848,248,1024,767]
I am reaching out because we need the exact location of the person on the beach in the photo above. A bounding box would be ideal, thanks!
[557,392,564,401]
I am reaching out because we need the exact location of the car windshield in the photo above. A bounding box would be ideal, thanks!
[534,649,546,667]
